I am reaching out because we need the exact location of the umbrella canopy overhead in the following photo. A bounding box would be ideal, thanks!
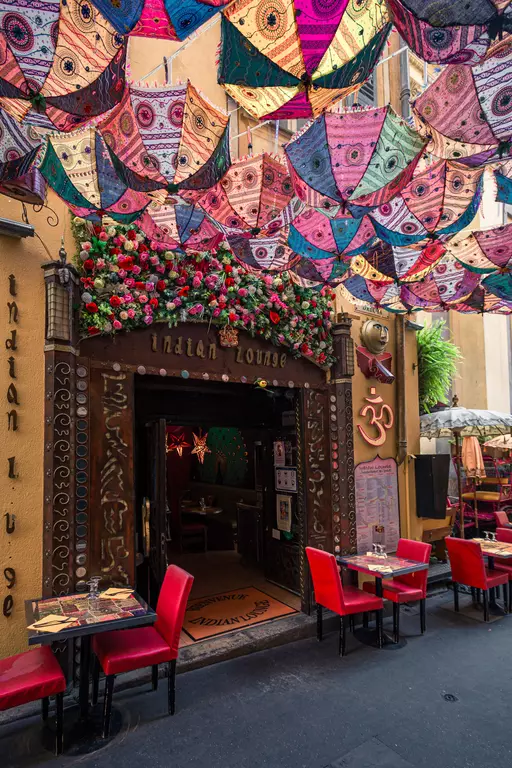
[387,0,512,65]
[285,105,427,213]
[350,239,446,283]
[90,0,227,39]
[39,126,155,223]
[0,0,126,131]
[136,198,224,251]
[217,0,392,119]
[193,153,296,236]
[228,230,299,271]
[0,110,41,185]
[495,160,512,203]
[420,406,512,438]
[447,223,512,301]
[99,80,230,198]
[369,160,484,247]
[413,40,512,166]
[484,434,512,448]
[289,208,377,260]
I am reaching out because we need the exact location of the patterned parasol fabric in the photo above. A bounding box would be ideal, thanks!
[136,198,224,250]
[0,167,45,204]
[447,223,512,300]
[38,126,155,222]
[350,239,447,283]
[396,254,481,308]
[387,0,512,65]
[193,153,298,236]
[228,229,299,271]
[285,106,427,214]
[0,109,44,203]
[495,160,512,202]
[450,284,512,313]
[217,0,392,119]
[413,39,512,166]
[90,0,227,39]
[98,80,230,198]
[0,0,126,131]
[289,207,377,260]
[368,160,484,246]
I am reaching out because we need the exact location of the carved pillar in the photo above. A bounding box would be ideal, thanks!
[330,313,356,557]
[42,251,80,598]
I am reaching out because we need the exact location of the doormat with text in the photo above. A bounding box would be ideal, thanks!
[183,587,297,641]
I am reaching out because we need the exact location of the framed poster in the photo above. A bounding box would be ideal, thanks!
[355,456,400,554]
[273,440,286,466]
[276,494,292,532]
[275,468,297,493]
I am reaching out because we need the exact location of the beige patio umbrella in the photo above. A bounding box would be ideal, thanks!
[462,436,485,531]
[483,435,512,450]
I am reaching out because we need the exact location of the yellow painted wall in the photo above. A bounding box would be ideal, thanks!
[0,191,71,657]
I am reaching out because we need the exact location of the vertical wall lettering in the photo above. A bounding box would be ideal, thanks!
[3,275,18,618]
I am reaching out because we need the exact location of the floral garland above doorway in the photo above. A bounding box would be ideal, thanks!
[72,217,336,367]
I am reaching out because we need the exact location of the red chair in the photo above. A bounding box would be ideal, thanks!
[92,565,194,738]
[0,646,66,754]
[445,536,509,622]
[495,510,510,528]
[306,547,384,655]
[492,527,512,612]
[362,539,432,643]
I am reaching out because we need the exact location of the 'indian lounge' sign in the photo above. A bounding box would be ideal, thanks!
[150,333,288,369]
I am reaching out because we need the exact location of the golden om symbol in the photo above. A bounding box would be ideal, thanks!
[357,387,395,447]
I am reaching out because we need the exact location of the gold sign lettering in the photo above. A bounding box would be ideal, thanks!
[148,336,288,368]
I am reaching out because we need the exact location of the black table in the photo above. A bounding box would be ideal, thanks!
[337,554,429,649]
[25,590,156,752]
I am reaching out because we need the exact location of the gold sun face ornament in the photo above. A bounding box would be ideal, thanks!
[191,430,211,464]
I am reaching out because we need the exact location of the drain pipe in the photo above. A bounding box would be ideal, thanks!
[396,315,411,538]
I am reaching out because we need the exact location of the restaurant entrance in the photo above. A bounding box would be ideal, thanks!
[134,376,302,645]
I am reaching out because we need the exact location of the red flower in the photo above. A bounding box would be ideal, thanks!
[156,280,166,292]
[277,284,285,292]
[135,281,146,290]
[110,296,122,308]
[178,286,190,296]
[150,297,158,307]
[81,277,94,288]
[224,265,233,274]
[229,312,237,322]
[93,225,102,236]
[87,326,100,335]
[318,353,326,365]
[138,244,148,253]
[316,319,322,327]
[270,311,280,324]
[295,295,301,302]
[110,247,121,256]
[83,259,94,272]
[311,300,317,308]
[126,229,137,241]
[86,302,98,313]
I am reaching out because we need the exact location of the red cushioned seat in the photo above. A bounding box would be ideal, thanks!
[93,626,172,676]
[92,564,194,740]
[305,547,384,655]
[362,580,423,603]
[0,646,66,711]
[485,568,509,588]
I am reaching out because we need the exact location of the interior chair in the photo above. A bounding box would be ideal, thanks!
[445,536,508,622]
[495,509,510,528]
[92,565,194,738]
[0,646,66,754]
[306,547,384,655]
[492,527,512,612]
[362,539,431,642]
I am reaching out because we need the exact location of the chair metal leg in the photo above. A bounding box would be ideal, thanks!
[509,580,512,613]
[470,587,476,605]
[362,612,368,628]
[483,590,489,623]
[152,664,159,691]
[92,654,100,706]
[392,603,398,643]
[453,582,459,612]
[376,610,383,649]
[316,604,323,642]
[168,660,176,715]
[41,696,49,722]
[420,598,426,634]
[339,616,346,657]
[476,588,481,603]
[102,675,115,739]
[55,692,64,756]
[504,582,509,614]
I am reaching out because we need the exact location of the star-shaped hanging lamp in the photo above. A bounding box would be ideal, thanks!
[166,432,191,458]
[191,430,211,464]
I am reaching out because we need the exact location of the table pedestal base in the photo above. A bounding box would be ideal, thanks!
[353,626,407,650]
[42,704,123,756]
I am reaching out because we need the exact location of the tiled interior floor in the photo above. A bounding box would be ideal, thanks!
[170,550,301,647]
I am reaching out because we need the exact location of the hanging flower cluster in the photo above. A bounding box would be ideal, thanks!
[73,218,336,367]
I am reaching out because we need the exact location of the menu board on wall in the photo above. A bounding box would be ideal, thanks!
[355,456,400,554]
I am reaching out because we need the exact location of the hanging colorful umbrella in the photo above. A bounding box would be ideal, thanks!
[450,284,512,313]
[99,80,230,198]
[193,153,297,236]
[136,198,224,250]
[288,207,377,260]
[0,0,126,131]
[350,239,447,283]
[413,39,512,166]
[285,106,427,214]
[387,0,512,65]
[228,230,299,271]
[447,223,512,275]
[217,0,392,119]
[90,0,227,39]
[398,255,482,307]
[369,160,484,246]
[0,109,41,179]
[288,255,350,287]
[38,126,155,222]
[495,160,512,202]
[0,168,46,204]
